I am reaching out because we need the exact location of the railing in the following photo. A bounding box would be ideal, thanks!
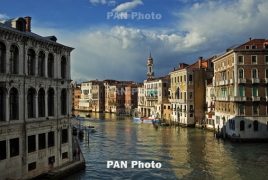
[229,79,233,84]
[252,96,260,101]
[251,78,260,83]
[205,111,215,115]
[238,78,246,84]
[229,96,247,101]
[216,96,229,101]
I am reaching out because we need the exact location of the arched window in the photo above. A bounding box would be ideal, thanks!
[27,49,35,76]
[61,56,67,79]
[47,88,54,116]
[48,53,54,78]
[10,88,19,120]
[38,88,45,117]
[238,69,244,78]
[0,41,6,73]
[240,120,245,131]
[10,45,19,74]
[27,88,35,118]
[0,87,5,121]
[253,120,258,131]
[252,68,258,78]
[61,89,67,115]
[38,51,45,77]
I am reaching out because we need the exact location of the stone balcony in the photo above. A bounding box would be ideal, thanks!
[251,78,260,84]
[229,96,247,101]
[238,78,246,84]
[169,99,186,103]
[216,96,229,101]
[252,96,260,101]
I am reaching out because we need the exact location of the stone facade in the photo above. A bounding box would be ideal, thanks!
[212,38,268,139]
[0,16,74,179]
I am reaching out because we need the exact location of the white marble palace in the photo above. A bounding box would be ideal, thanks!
[0,16,74,179]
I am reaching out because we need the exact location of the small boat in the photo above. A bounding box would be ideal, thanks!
[86,114,91,118]
[76,115,84,120]
[88,125,97,132]
[133,117,141,121]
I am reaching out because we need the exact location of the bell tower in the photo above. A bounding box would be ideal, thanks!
[147,53,154,80]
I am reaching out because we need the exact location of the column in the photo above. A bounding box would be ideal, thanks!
[35,94,38,118]
[35,54,38,76]
[5,94,9,122]
[45,94,48,117]
[45,54,48,77]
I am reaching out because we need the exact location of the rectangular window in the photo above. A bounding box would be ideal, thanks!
[252,45,256,49]
[245,45,250,49]
[10,138,19,157]
[240,104,245,114]
[62,152,68,159]
[253,85,258,96]
[184,75,186,82]
[62,129,68,144]
[189,75,193,81]
[38,133,46,150]
[47,131,55,147]
[28,135,36,153]
[238,56,243,64]
[0,140,6,160]
[252,56,257,64]
[189,92,193,99]
[190,113,193,117]
[164,105,166,109]
[253,104,258,115]
[28,162,36,171]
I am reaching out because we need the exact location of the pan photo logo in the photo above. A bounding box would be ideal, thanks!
[107,12,162,20]
[107,161,162,169]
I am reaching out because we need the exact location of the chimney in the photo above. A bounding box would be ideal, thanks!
[249,37,252,41]
[198,56,203,68]
[24,16,31,32]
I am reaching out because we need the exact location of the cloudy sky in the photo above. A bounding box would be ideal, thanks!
[1,0,268,83]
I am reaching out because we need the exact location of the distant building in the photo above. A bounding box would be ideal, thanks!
[212,38,268,139]
[0,16,74,179]
[71,82,81,110]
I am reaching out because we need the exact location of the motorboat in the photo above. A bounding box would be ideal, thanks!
[75,115,84,120]
[88,125,97,132]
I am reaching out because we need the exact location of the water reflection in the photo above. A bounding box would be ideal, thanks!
[67,111,268,180]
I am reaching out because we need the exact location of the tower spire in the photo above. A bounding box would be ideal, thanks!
[147,53,154,80]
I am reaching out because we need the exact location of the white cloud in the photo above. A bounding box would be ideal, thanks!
[112,0,143,12]
[108,0,116,6]
[0,13,9,20]
[34,0,268,83]
[90,0,107,5]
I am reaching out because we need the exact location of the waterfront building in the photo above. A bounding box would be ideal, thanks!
[79,81,93,111]
[125,83,139,115]
[205,77,215,130]
[0,16,74,179]
[138,54,170,118]
[71,82,81,110]
[169,56,215,126]
[91,80,105,112]
[103,79,117,113]
[212,38,268,139]
[137,84,145,116]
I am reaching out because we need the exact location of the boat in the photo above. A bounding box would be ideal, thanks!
[133,117,159,123]
[86,114,91,118]
[88,125,97,132]
[75,115,84,120]
[133,117,141,121]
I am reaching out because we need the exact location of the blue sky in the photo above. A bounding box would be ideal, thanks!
[1,0,268,83]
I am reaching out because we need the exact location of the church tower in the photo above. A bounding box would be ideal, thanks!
[147,53,154,80]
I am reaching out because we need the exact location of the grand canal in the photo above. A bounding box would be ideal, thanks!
[65,112,268,180]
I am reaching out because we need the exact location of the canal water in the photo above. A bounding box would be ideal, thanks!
[66,112,268,180]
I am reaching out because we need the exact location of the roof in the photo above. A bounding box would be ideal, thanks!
[0,17,73,50]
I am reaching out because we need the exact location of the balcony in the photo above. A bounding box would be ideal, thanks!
[238,78,246,84]
[266,96,268,102]
[146,96,158,100]
[229,96,247,101]
[229,79,233,84]
[265,78,268,83]
[216,96,229,101]
[218,80,225,86]
[251,78,260,84]
[252,96,260,101]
